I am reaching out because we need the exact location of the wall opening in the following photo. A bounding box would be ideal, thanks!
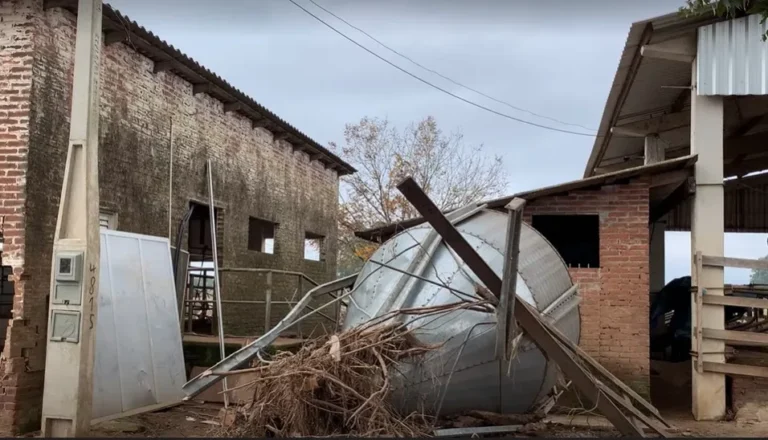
[532,214,600,268]
[185,201,224,335]
[248,217,276,254]
[304,232,325,262]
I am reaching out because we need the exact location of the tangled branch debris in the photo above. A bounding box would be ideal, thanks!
[216,301,490,437]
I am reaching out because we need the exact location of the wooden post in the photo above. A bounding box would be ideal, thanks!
[264,270,273,333]
[41,0,103,436]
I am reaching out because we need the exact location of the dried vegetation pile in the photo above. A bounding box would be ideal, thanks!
[220,303,488,437]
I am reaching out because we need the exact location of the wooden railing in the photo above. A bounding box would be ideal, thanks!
[692,252,768,379]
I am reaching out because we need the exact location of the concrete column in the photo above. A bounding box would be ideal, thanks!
[690,57,726,421]
[649,220,666,293]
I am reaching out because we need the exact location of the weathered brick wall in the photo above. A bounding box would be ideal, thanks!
[523,178,651,395]
[0,0,37,435]
[1,0,341,433]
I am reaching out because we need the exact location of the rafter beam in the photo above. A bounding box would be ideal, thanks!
[193,83,212,96]
[103,30,127,46]
[640,35,696,63]
[223,102,241,113]
[612,110,689,137]
[252,119,268,129]
[273,132,289,142]
[650,177,695,224]
[153,60,174,74]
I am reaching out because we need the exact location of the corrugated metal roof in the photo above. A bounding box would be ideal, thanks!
[667,173,768,232]
[583,10,724,178]
[697,14,768,96]
[356,155,698,242]
[46,0,356,175]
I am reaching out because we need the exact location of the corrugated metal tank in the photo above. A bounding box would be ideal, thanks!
[341,207,580,415]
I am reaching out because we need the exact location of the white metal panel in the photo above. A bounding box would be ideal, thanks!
[92,230,185,420]
[698,14,768,96]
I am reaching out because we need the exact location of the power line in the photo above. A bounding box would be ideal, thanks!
[286,0,601,138]
[307,0,596,132]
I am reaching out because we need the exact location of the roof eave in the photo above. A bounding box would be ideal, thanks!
[44,0,357,175]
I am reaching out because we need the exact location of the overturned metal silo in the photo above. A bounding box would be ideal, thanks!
[342,205,581,416]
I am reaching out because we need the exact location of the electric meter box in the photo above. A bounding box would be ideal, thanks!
[52,252,84,305]
[55,252,83,283]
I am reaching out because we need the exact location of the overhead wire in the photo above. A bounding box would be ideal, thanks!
[305,0,597,132]
[286,0,608,138]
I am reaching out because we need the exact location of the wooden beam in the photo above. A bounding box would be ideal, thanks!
[650,169,690,188]
[703,361,768,379]
[640,35,696,63]
[193,83,212,96]
[702,295,768,309]
[252,119,269,129]
[650,176,694,224]
[498,198,525,365]
[273,132,289,142]
[153,60,174,74]
[43,0,73,10]
[223,102,241,113]
[103,30,127,46]
[670,88,691,113]
[396,177,645,438]
[702,328,768,347]
[702,255,768,271]
[728,114,768,139]
[612,110,689,136]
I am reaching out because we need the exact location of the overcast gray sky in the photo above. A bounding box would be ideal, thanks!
[107,0,767,284]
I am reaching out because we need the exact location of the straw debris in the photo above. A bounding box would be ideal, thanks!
[218,302,489,437]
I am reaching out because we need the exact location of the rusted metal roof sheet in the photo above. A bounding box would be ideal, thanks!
[357,155,698,242]
[697,14,768,96]
[45,0,356,175]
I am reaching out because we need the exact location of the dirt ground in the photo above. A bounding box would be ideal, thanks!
[29,360,764,438]
[72,401,768,438]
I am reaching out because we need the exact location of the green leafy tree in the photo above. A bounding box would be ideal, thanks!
[680,0,768,39]
[750,255,768,285]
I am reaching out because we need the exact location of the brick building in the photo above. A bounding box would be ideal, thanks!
[357,156,698,397]
[0,0,354,434]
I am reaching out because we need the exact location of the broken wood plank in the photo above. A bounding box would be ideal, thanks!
[396,177,645,438]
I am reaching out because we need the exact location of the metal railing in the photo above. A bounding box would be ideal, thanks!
[181,267,345,337]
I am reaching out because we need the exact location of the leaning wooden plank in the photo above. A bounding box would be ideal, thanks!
[596,382,669,438]
[702,255,768,271]
[703,361,768,378]
[396,177,644,438]
[702,328,768,347]
[545,314,670,427]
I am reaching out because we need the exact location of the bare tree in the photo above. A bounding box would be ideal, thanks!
[331,116,508,275]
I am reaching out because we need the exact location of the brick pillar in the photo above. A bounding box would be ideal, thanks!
[0,0,36,435]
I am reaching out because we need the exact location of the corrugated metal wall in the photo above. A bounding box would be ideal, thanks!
[667,180,768,232]
[697,14,768,96]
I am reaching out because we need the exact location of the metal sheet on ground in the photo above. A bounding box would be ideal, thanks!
[92,230,186,420]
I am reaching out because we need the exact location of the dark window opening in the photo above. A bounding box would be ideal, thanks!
[532,214,600,268]
[304,232,325,262]
[248,217,277,254]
